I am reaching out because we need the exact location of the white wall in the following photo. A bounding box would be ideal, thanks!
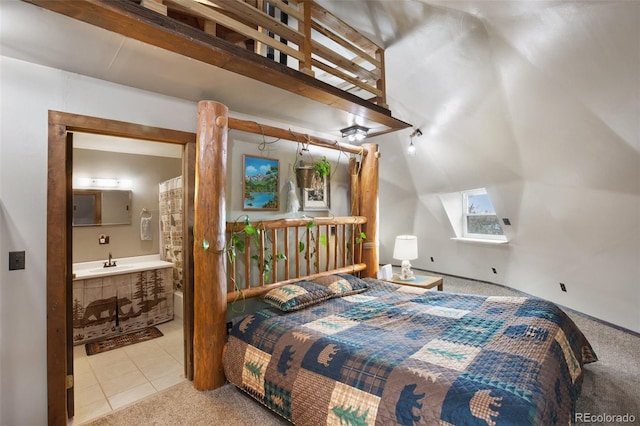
[0,56,193,425]
[226,136,351,222]
[376,2,640,333]
[0,55,350,425]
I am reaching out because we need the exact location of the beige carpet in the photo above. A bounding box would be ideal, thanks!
[86,274,640,425]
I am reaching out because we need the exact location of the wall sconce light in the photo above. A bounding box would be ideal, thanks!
[408,128,422,156]
[340,124,369,142]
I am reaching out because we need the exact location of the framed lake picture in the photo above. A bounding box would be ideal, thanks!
[243,155,280,211]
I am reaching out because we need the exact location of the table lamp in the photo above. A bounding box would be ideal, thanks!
[393,235,418,280]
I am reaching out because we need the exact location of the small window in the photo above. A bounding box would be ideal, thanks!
[462,189,506,241]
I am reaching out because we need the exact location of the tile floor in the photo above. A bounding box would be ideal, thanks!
[69,319,186,425]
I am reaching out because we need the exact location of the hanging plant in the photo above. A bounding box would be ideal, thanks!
[313,156,331,178]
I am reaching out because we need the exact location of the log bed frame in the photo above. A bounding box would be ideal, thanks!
[193,101,380,390]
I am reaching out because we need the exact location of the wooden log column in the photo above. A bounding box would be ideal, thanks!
[194,101,228,390]
[359,143,380,278]
[349,157,360,216]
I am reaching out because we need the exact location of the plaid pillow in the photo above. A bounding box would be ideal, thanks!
[263,281,334,312]
[310,273,369,297]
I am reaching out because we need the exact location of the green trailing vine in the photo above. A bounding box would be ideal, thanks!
[298,219,367,273]
[298,220,323,272]
[224,215,287,283]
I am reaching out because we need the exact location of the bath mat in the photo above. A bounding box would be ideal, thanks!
[85,327,163,356]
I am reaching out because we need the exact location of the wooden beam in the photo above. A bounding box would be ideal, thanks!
[46,111,194,143]
[298,0,314,76]
[359,143,379,278]
[311,39,378,83]
[228,117,366,155]
[226,216,367,231]
[310,2,381,57]
[193,100,228,390]
[349,157,360,216]
[310,20,380,68]
[25,0,411,133]
[375,48,388,108]
[311,58,381,98]
[269,0,302,21]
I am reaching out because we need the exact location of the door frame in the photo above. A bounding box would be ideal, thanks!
[47,111,196,424]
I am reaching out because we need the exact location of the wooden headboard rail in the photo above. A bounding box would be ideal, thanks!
[226,216,367,302]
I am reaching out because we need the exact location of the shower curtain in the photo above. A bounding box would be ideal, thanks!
[159,176,183,291]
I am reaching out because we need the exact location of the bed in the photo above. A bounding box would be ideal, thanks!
[224,274,597,425]
[190,104,596,424]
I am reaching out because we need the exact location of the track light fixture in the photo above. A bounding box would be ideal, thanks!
[340,124,369,142]
[408,128,422,156]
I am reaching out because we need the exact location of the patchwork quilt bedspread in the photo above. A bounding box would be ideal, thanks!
[224,278,597,425]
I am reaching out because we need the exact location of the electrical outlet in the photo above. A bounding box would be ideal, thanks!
[502,218,511,226]
[99,234,109,244]
[560,283,567,292]
[491,267,497,274]
[9,251,26,271]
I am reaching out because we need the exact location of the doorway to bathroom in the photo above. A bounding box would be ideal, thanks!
[46,111,197,425]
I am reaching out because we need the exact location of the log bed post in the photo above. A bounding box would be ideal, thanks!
[194,101,228,390]
[360,143,380,278]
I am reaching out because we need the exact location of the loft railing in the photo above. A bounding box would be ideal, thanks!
[140,0,387,108]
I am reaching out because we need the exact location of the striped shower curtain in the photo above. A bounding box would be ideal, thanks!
[159,176,183,291]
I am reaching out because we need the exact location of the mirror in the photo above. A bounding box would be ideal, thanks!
[73,189,132,226]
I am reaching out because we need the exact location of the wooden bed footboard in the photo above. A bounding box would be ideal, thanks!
[225,216,367,303]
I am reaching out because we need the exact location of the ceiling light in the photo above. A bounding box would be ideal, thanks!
[407,141,416,156]
[408,128,422,156]
[340,124,369,142]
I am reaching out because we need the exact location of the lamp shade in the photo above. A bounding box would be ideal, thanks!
[393,235,418,260]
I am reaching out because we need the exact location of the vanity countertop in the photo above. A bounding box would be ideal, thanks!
[73,255,173,280]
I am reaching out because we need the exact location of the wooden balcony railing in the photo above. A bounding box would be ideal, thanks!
[142,0,388,108]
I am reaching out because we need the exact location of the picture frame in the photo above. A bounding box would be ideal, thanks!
[301,173,330,211]
[242,155,279,211]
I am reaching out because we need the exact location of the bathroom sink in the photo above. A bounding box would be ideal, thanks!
[88,264,134,273]
[72,256,174,280]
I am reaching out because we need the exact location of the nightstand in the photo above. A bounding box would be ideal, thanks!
[388,274,443,291]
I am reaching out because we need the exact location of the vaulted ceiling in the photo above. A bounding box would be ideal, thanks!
[1,0,638,331]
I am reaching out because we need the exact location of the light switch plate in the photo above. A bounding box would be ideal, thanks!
[9,251,25,270]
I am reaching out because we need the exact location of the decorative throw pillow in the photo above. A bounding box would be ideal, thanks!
[263,281,334,312]
[310,273,369,297]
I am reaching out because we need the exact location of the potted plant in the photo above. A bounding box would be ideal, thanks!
[295,156,331,189]
[313,156,331,179]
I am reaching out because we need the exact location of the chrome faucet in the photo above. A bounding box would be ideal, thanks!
[103,252,117,268]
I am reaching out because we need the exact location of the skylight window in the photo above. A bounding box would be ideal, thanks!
[462,188,506,241]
